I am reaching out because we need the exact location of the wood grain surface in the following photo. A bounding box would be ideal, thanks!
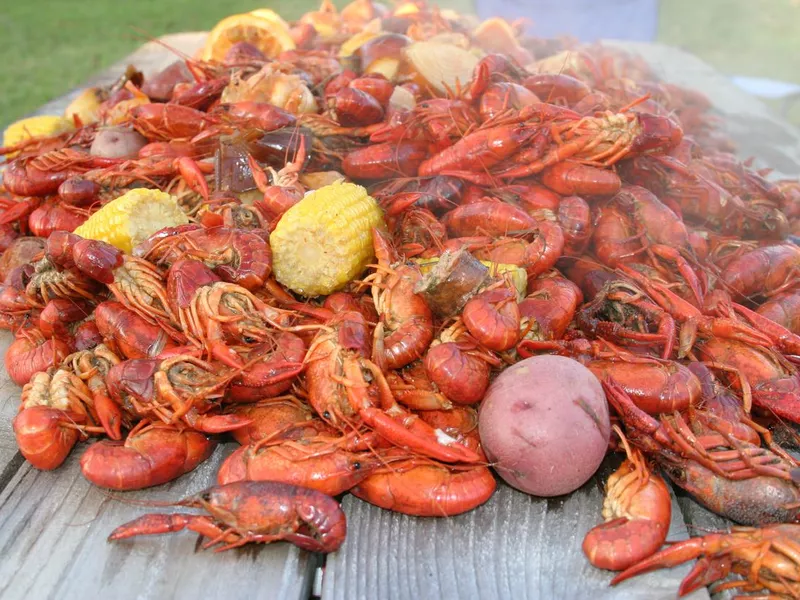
[323,467,708,600]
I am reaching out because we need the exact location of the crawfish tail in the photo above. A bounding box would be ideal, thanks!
[582,517,668,572]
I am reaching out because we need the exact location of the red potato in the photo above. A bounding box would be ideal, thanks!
[479,355,610,497]
[90,126,147,159]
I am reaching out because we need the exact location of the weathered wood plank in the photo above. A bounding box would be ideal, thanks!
[0,436,318,600]
[323,462,707,600]
[0,333,24,472]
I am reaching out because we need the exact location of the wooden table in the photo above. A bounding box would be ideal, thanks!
[2,33,799,600]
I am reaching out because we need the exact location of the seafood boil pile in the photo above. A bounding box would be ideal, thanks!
[3,0,800,595]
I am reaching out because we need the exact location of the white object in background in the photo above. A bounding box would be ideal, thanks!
[730,76,800,116]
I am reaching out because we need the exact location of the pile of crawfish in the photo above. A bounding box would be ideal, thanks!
[3,0,800,594]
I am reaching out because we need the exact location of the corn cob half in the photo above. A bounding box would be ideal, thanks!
[74,188,189,254]
[3,115,75,151]
[270,181,386,297]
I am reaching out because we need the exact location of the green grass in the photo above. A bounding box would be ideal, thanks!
[658,0,800,82]
[1,0,800,127]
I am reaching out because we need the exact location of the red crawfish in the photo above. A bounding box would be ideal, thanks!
[583,427,671,572]
[108,481,347,553]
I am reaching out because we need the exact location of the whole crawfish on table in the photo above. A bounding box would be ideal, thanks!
[14,365,112,470]
[611,524,800,598]
[583,426,671,572]
[108,480,347,553]
[80,421,215,490]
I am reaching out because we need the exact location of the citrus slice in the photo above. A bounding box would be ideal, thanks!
[202,12,295,62]
[248,8,290,26]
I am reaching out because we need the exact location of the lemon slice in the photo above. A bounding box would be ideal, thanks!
[202,12,295,62]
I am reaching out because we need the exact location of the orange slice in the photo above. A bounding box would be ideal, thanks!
[202,12,295,62]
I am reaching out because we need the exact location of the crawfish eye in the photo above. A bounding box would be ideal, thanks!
[199,491,212,503]
[323,410,331,419]
[352,461,361,470]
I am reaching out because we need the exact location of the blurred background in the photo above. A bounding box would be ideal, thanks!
[2,0,800,126]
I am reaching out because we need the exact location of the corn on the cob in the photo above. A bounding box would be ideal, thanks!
[270,181,386,297]
[74,189,189,254]
[415,257,527,300]
[63,88,106,126]
[3,115,74,150]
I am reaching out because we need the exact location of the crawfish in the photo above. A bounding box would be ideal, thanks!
[305,311,481,463]
[540,160,621,196]
[695,337,800,426]
[226,333,306,402]
[225,396,321,446]
[342,140,431,181]
[611,524,800,598]
[604,379,800,525]
[3,149,119,197]
[134,225,271,292]
[424,320,501,406]
[462,277,521,351]
[389,207,447,259]
[557,194,593,256]
[25,256,101,307]
[417,123,539,177]
[37,298,93,341]
[519,338,701,415]
[497,106,683,178]
[757,289,800,334]
[368,228,434,371]
[106,356,247,434]
[248,147,306,224]
[128,104,215,141]
[14,366,109,470]
[45,234,183,341]
[94,301,177,360]
[387,360,452,411]
[445,224,565,279]
[519,271,583,341]
[217,435,400,495]
[177,277,294,369]
[5,326,72,386]
[575,280,677,359]
[80,421,215,490]
[618,266,774,358]
[66,344,125,440]
[583,427,671,572]
[351,459,496,517]
[720,243,800,301]
[592,186,704,307]
[108,480,347,553]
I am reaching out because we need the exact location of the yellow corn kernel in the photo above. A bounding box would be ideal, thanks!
[74,188,189,254]
[64,87,106,126]
[414,257,527,300]
[3,115,75,150]
[270,181,386,297]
